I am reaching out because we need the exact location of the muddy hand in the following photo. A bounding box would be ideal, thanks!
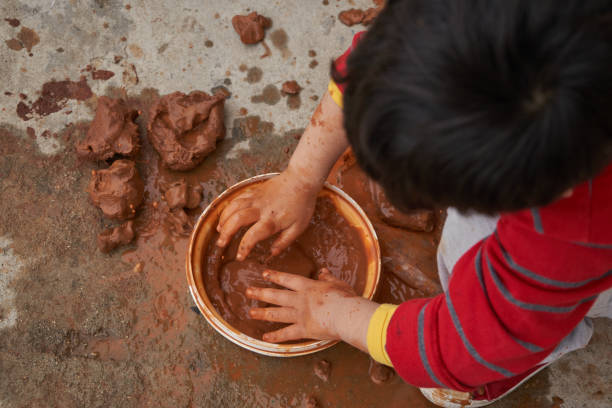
[246,268,357,342]
[216,169,318,261]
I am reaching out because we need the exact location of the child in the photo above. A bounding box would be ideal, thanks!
[216,0,612,406]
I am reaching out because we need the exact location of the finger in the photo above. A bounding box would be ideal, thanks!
[217,196,253,230]
[216,208,260,247]
[262,269,312,291]
[317,268,341,283]
[249,307,297,323]
[270,223,304,256]
[245,286,296,307]
[236,219,276,261]
[262,324,304,343]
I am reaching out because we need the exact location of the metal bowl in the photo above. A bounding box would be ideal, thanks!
[186,173,381,357]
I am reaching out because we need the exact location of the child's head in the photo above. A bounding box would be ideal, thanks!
[335,0,612,214]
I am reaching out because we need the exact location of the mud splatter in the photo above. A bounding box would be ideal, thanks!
[250,84,280,105]
[6,27,40,52]
[245,67,263,84]
[270,29,291,58]
[4,18,20,27]
[16,76,93,121]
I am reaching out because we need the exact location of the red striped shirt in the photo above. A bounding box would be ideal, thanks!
[334,32,612,396]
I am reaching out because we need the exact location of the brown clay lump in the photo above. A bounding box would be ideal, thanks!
[232,12,271,44]
[369,360,395,385]
[167,208,193,236]
[314,359,331,382]
[88,160,144,220]
[369,181,434,232]
[97,220,135,253]
[148,91,226,171]
[281,80,302,95]
[76,97,140,161]
[163,179,203,210]
[338,9,365,26]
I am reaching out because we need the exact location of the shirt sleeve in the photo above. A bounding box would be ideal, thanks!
[371,209,612,391]
[328,31,366,108]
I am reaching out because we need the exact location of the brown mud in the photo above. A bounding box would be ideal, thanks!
[203,195,368,340]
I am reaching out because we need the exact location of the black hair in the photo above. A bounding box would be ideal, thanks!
[333,0,612,214]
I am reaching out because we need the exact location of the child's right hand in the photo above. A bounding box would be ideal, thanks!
[216,167,319,260]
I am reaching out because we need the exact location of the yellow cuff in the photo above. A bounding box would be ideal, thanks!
[328,80,343,108]
[367,304,398,367]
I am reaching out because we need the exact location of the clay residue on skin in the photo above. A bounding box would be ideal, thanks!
[16,76,93,121]
[250,84,280,105]
[88,159,144,220]
[314,359,331,382]
[231,12,272,44]
[76,97,140,161]
[369,180,434,232]
[204,195,368,340]
[162,179,203,210]
[98,220,135,253]
[91,69,115,80]
[147,90,226,171]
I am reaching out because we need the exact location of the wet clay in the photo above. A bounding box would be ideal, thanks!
[203,195,368,340]
[368,180,434,232]
[147,90,226,171]
[76,96,140,161]
[97,220,135,253]
[163,179,203,210]
[281,80,301,95]
[314,359,332,382]
[88,159,144,220]
[327,149,444,303]
[231,12,272,44]
[338,9,365,26]
[369,359,395,385]
[339,1,384,27]
[166,208,193,236]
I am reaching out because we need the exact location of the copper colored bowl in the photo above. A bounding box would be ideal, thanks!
[186,173,381,357]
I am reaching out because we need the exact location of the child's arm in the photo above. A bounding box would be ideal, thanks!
[216,90,349,260]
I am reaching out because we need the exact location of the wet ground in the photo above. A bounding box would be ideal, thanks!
[1,1,610,407]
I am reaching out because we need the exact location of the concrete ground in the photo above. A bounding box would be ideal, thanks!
[0,1,610,407]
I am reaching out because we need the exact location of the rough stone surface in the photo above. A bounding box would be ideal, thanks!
[0,1,609,408]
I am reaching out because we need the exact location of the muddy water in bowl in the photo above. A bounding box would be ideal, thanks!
[204,194,368,340]
[187,173,380,356]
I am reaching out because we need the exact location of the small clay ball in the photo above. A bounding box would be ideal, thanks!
[281,80,302,95]
[231,12,272,44]
[338,9,365,26]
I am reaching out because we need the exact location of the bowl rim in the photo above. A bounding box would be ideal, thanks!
[186,173,381,357]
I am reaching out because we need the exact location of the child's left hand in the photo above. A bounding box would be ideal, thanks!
[246,268,379,352]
